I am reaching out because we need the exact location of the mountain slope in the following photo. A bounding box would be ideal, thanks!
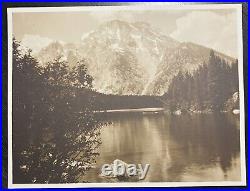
[77,20,179,94]
[25,20,236,95]
[144,42,236,95]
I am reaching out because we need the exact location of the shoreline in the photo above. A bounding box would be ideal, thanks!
[94,108,165,113]
[93,107,240,115]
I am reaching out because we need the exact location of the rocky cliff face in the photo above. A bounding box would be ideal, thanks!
[23,20,235,95]
[224,92,240,111]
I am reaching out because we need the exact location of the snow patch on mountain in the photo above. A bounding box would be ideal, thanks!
[27,20,235,96]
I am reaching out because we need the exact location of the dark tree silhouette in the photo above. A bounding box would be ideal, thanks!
[12,39,105,183]
[163,50,239,112]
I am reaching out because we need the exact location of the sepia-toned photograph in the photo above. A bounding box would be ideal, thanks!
[7,3,246,188]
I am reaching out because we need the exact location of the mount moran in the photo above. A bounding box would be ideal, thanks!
[22,20,236,95]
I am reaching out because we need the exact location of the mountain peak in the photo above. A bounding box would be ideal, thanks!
[132,21,151,29]
[107,19,128,25]
[100,20,153,33]
[101,19,131,29]
[32,20,234,96]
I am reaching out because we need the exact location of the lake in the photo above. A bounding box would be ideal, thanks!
[82,112,241,182]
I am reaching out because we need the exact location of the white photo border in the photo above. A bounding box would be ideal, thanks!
[7,3,246,188]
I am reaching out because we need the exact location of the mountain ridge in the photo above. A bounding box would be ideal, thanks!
[21,20,236,96]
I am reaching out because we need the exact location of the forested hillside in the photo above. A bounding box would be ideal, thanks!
[92,93,163,110]
[163,50,239,112]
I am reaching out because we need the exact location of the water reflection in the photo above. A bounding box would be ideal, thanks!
[82,113,241,182]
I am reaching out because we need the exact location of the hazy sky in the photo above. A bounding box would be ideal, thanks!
[13,8,238,57]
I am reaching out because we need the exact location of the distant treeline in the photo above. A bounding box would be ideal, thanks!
[92,92,163,110]
[163,50,239,112]
[77,50,239,112]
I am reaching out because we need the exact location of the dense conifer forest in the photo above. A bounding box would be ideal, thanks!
[163,51,239,112]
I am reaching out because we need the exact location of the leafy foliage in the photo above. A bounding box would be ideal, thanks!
[12,38,105,183]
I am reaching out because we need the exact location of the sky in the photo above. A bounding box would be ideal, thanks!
[12,8,239,58]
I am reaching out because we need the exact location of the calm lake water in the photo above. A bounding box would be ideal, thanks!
[82,112,241,182]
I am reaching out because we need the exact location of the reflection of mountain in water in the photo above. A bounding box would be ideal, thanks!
[82,113,240,182]
[165,114,240,181]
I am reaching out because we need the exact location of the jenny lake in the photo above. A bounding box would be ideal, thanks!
[82,112,241,182]
[9,4,245,187]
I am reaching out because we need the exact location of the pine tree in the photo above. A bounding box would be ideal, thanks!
[163,50,239,112]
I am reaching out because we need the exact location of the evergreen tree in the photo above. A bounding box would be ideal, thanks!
[163,50,239,112]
